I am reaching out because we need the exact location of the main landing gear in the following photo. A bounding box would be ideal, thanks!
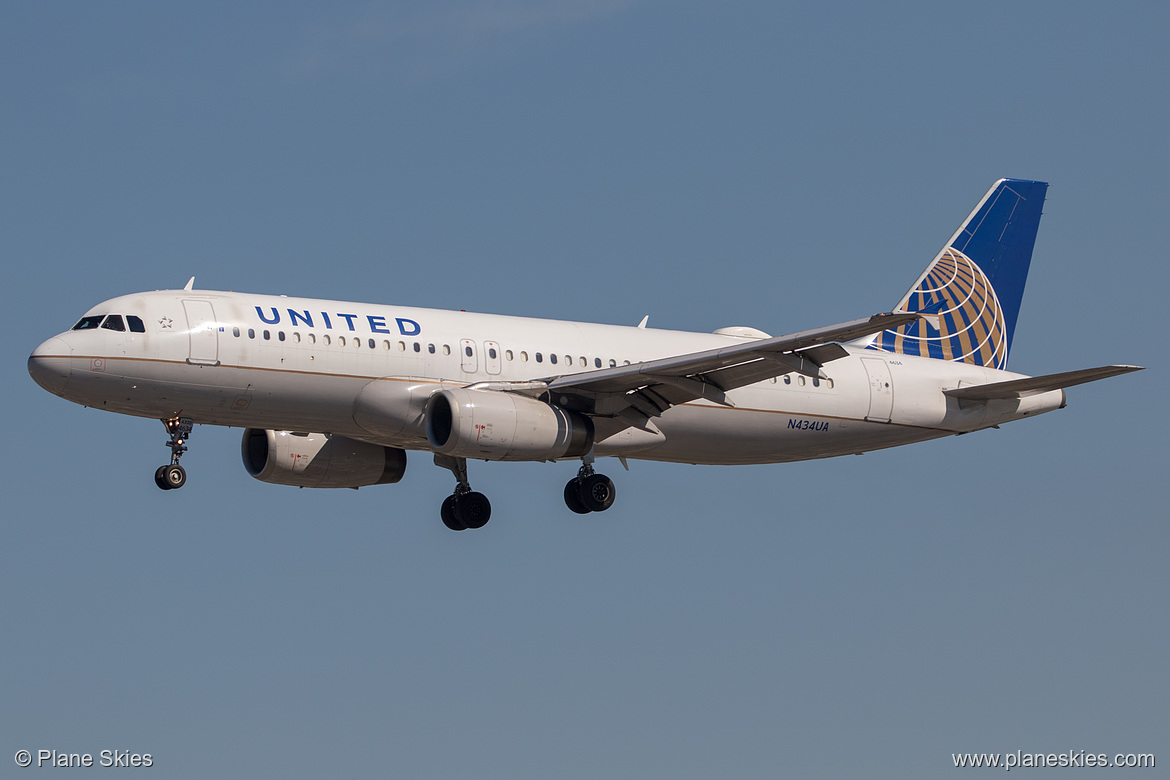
[435,454,492,531]
[432,452,617,531]
[154,416,193,490]
[563,459,616,515]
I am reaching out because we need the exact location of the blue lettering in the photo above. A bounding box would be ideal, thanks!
[337,313,358,331]
[288,309,313,327]
[320,312,332,329]
[256,306,280,324]
[368,315,390,334]
[396,318,421,336]
[788,419,798,429]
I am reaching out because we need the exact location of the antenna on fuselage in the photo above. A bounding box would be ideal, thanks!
[183,276,195,291]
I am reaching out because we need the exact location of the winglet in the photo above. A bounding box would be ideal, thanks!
[184,276,196,291]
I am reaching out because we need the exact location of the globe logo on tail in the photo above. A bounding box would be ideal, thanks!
[874,247,1008,369]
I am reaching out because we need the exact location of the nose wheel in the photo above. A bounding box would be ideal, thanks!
[155,464,186,490]
[155,416,193,491]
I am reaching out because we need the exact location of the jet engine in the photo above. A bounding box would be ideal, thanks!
[241,429,407,488]
[425,388,593,461]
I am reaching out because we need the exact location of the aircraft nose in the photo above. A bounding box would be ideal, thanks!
[28,337,72,396]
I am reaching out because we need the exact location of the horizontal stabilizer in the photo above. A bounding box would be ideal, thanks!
[943,365,1143,401]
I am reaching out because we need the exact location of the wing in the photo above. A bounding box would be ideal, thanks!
[468,312,919,427]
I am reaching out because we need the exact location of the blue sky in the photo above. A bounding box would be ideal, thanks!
[2,2,1165,777]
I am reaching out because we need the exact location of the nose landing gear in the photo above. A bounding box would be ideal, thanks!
[154,416,193,490]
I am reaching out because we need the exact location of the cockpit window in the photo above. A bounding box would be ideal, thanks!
[101,315,126,332]
[127,315,146,333]
[72,315,104,330]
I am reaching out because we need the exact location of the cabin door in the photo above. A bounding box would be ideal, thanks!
[183,299,220,366]
[861,358,893,423]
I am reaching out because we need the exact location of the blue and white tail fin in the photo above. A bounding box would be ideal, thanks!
[869,178,1048,369]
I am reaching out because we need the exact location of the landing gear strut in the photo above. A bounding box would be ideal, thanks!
[434,454,492,531]
[154,416,192,490]
[564,454,615,514]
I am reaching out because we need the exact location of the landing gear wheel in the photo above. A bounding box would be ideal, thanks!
[157,464,186,490]
[441,495,466,531]
[564,479,591,514]
[579,473,615,512]
[456,491,492,529]
[434,455,492,531]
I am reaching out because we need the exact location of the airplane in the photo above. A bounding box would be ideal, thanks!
[27,179,1142,530]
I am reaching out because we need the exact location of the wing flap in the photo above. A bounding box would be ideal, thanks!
[943,365,1143,401]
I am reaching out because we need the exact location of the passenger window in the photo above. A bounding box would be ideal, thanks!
[812,377,820,387]
[127,315,146,333]
[443,345,451,356]
[798,376,806,386]
[783,375,791,384]
[550,354,558,365]
[248,328,256,339]
[464,345,473,357]
[489,347,498,359]
[506,350,514,361]
[520,351,528,362]
[232,326,241,337]
[308,333,316,344]
[594,357,602,368]
[368,338,375,349]
[263,330,271,340]
[564,355,571,365]
[826,379,834,389]
[72,315,105,330]
[278,331,286,341]
[383,340,391,350]
[398,341,406,351]
[579,356,586,367]
[428,344,436,354]
[338,336,346,346]
[535,352,543,363]
[413,342,421,353]
[294,332,302,343]
[101,315,126,332]
[609,359,617,368]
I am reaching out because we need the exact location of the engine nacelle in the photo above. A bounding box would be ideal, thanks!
[425,388,593,461]
[241,429,407,488]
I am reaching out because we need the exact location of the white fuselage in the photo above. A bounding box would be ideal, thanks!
[29,289,1065,465]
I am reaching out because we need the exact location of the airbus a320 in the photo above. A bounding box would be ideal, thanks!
[28,179,1142,530]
